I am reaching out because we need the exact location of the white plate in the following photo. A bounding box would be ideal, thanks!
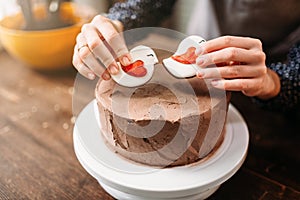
[73,100,249,199]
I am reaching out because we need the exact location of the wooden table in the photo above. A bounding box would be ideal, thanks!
[0,49,299,200]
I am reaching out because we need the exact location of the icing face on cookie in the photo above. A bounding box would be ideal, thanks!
[171,47,197,64]
[121,60,147,77]
[162,35,206,78]
[111,45,158,87]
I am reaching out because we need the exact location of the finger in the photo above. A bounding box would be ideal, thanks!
[197,65,266,79]
[196,47,266,67]
[81,24,119,70]
[196,36,263,55]
[72,45,96,80]
[91,15,131,66]
[76,33,108,77]
[101,69,111,80]
[211,78,260,96]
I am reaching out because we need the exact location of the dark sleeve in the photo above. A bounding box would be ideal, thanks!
[253,42,300,111]
[106,0,177,30]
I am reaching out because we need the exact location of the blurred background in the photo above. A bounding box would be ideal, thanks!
[0,0,99,70]
[0,0,196,71]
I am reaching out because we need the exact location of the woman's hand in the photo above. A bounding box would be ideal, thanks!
[195,36,280,99]
[72,15,131,80]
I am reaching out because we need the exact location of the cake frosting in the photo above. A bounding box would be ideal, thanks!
[95,58,230,167]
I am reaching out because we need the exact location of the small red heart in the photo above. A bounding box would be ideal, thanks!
[171,47,197,64]
[121,60,147,77]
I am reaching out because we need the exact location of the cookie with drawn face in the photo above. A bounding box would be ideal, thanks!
[163,35,206,78]
[111,45,158,87]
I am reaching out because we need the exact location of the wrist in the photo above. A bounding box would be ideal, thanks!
[257,68,281,100]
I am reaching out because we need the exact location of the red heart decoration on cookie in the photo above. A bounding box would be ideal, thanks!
[171,47,197,64]
[121,60,147,77]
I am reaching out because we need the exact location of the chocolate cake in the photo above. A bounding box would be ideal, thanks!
[95,64,230,167]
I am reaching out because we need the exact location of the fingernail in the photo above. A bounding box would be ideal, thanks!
[109,64,119,74]
[102,73,111,80]
[88,73,95,80]
[195,47,203,55]
[211,79,219,86]
[196,70,205,78]
[121,56,131,66]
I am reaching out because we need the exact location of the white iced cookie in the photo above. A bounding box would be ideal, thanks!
[162,35,206,78]
[111,45,158,87]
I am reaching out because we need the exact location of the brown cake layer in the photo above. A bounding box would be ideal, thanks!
[95,64,230,167]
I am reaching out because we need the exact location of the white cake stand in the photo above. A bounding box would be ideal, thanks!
[73,100,249,200]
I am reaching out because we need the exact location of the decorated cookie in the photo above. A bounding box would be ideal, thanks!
[163,35,206,78]
[111,45,158,87]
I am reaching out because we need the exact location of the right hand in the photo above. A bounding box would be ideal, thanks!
[72,15,132,80]
[195,36,280,99]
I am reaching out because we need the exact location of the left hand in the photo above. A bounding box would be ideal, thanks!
[72,15,130,80]
[195,36,280,99]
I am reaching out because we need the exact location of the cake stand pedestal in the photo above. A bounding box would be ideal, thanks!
[73,100,249,200]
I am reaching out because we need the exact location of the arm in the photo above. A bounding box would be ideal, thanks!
[253,42,300,111]
[107,0,177,30]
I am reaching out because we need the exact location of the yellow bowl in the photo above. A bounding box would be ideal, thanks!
[0,2,96,70]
